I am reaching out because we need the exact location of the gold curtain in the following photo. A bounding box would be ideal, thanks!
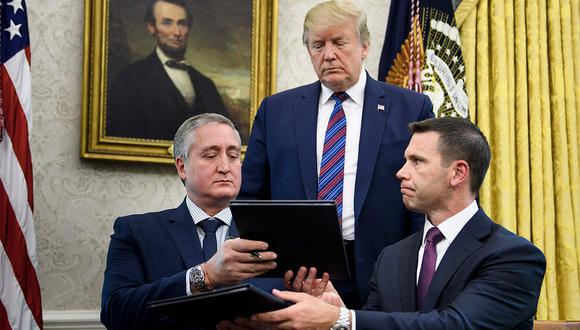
[455,0,580,320]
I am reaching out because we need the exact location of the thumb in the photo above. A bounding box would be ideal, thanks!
[272,289,308,303]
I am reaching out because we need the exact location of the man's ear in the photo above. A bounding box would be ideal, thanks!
[147,22,156,35]
[450,160,469,188]
[175,158,187,181]
[361,40,370,60]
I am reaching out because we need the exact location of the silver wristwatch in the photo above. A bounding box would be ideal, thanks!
[330,307,351,330]
[189,264,210,292]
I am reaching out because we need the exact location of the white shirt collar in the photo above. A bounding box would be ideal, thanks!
[185,197,232,226]
[319,67,367,106]
[421,200,479,244]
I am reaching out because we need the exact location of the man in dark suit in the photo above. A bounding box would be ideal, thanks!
[238,117,546,330]
[106,0,228,140]
[100,114,277,330]
[239,0,433,307]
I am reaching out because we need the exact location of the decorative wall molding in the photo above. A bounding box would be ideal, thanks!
[43,310,104,330]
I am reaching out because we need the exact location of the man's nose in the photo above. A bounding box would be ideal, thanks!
[170,24,183,36]
[396,163,408,180]
[323,44,337,60]
[216,155,230,173]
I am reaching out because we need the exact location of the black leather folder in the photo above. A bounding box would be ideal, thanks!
[147,283,290,327]
[230,200,351,280]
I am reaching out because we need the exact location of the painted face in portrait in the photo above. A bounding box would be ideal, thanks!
[306,24,369,92]
[147,1,190,59]
[176,123,242,213]
[396,132,453,215]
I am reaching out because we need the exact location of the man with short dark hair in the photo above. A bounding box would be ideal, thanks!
[235,117,546,330]
[106,0,228,140]
[101,113,276,330]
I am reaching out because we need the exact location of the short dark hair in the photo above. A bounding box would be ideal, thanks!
[409,117,491,194]
[144,0,193,27]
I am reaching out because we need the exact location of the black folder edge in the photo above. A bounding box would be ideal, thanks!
[147,283,291,326]
[230,200,351,280]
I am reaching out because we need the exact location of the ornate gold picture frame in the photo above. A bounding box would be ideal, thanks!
[81,0,277,164]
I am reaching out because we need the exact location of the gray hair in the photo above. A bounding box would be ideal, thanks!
[302,0,370,45]
[173,113,241,163]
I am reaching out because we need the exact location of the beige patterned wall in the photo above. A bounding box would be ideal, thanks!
[30,0,390,311]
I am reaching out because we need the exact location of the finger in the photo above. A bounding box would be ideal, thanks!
[312,272,330,296]
[227,238,269,252]
[302,267,318,293]
[232,250,277,263]
[233,261,277,275]
[284,270,294,289]
[272,289,308,303]
[292,266,307,291]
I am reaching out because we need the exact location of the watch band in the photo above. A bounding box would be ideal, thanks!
[330,307,351,330]
[189,264,210,292]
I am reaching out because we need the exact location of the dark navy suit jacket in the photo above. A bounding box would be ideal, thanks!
[239,74,434,303]
[100,200,255,330]
[357,209,546,329]
[106,51,228,140]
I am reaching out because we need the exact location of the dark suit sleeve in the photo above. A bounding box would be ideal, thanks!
[357,240,546,330]
[100,218,188,330]
[239,97,271,199]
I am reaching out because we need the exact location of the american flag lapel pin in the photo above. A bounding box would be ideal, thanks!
[377,104,385,111]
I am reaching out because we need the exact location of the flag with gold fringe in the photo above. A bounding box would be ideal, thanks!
[378,0,468,118]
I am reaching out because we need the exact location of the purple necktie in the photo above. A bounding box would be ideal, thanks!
[318,92,348,224]
[417,227,444,309]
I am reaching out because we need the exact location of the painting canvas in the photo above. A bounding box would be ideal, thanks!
[81,0,277,163]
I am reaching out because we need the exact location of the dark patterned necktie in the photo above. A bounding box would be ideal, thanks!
[318,92,348,224]
[165,60,189,71]
[417,226,444,309]
[199,217,222,260]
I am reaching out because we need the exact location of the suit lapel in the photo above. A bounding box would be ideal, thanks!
[422,209,493,311]
[399,232,422,311]
[166,200,204,268]
[294,82,322,200]
[354,75,391,219]
[147,52,188,111]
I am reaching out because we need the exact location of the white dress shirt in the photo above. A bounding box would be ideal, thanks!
[416,200,479,283]
[316,69,367,240]
[157,47,195,107]
[184,197,233,295]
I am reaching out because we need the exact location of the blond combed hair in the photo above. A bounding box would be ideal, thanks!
[302,0,370,45]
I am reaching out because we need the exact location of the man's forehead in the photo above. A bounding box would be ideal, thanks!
[407,132,438,152]
[154,1,187,17]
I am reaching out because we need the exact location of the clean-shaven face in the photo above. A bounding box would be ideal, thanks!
[396,132,453,214]
[176,123,242,211]
[306,24,369,92]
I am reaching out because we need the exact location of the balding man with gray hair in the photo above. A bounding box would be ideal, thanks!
[240,0,434,308]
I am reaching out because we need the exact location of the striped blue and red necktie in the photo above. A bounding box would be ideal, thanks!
[318,92,348,224]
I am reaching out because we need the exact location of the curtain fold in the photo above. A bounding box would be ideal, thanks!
[455,0,580,320]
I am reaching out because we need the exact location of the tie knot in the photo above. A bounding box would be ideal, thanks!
[331,92,348,103]
[165,60,189,70]
[199,217,222,234]
[425,227,444,244]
